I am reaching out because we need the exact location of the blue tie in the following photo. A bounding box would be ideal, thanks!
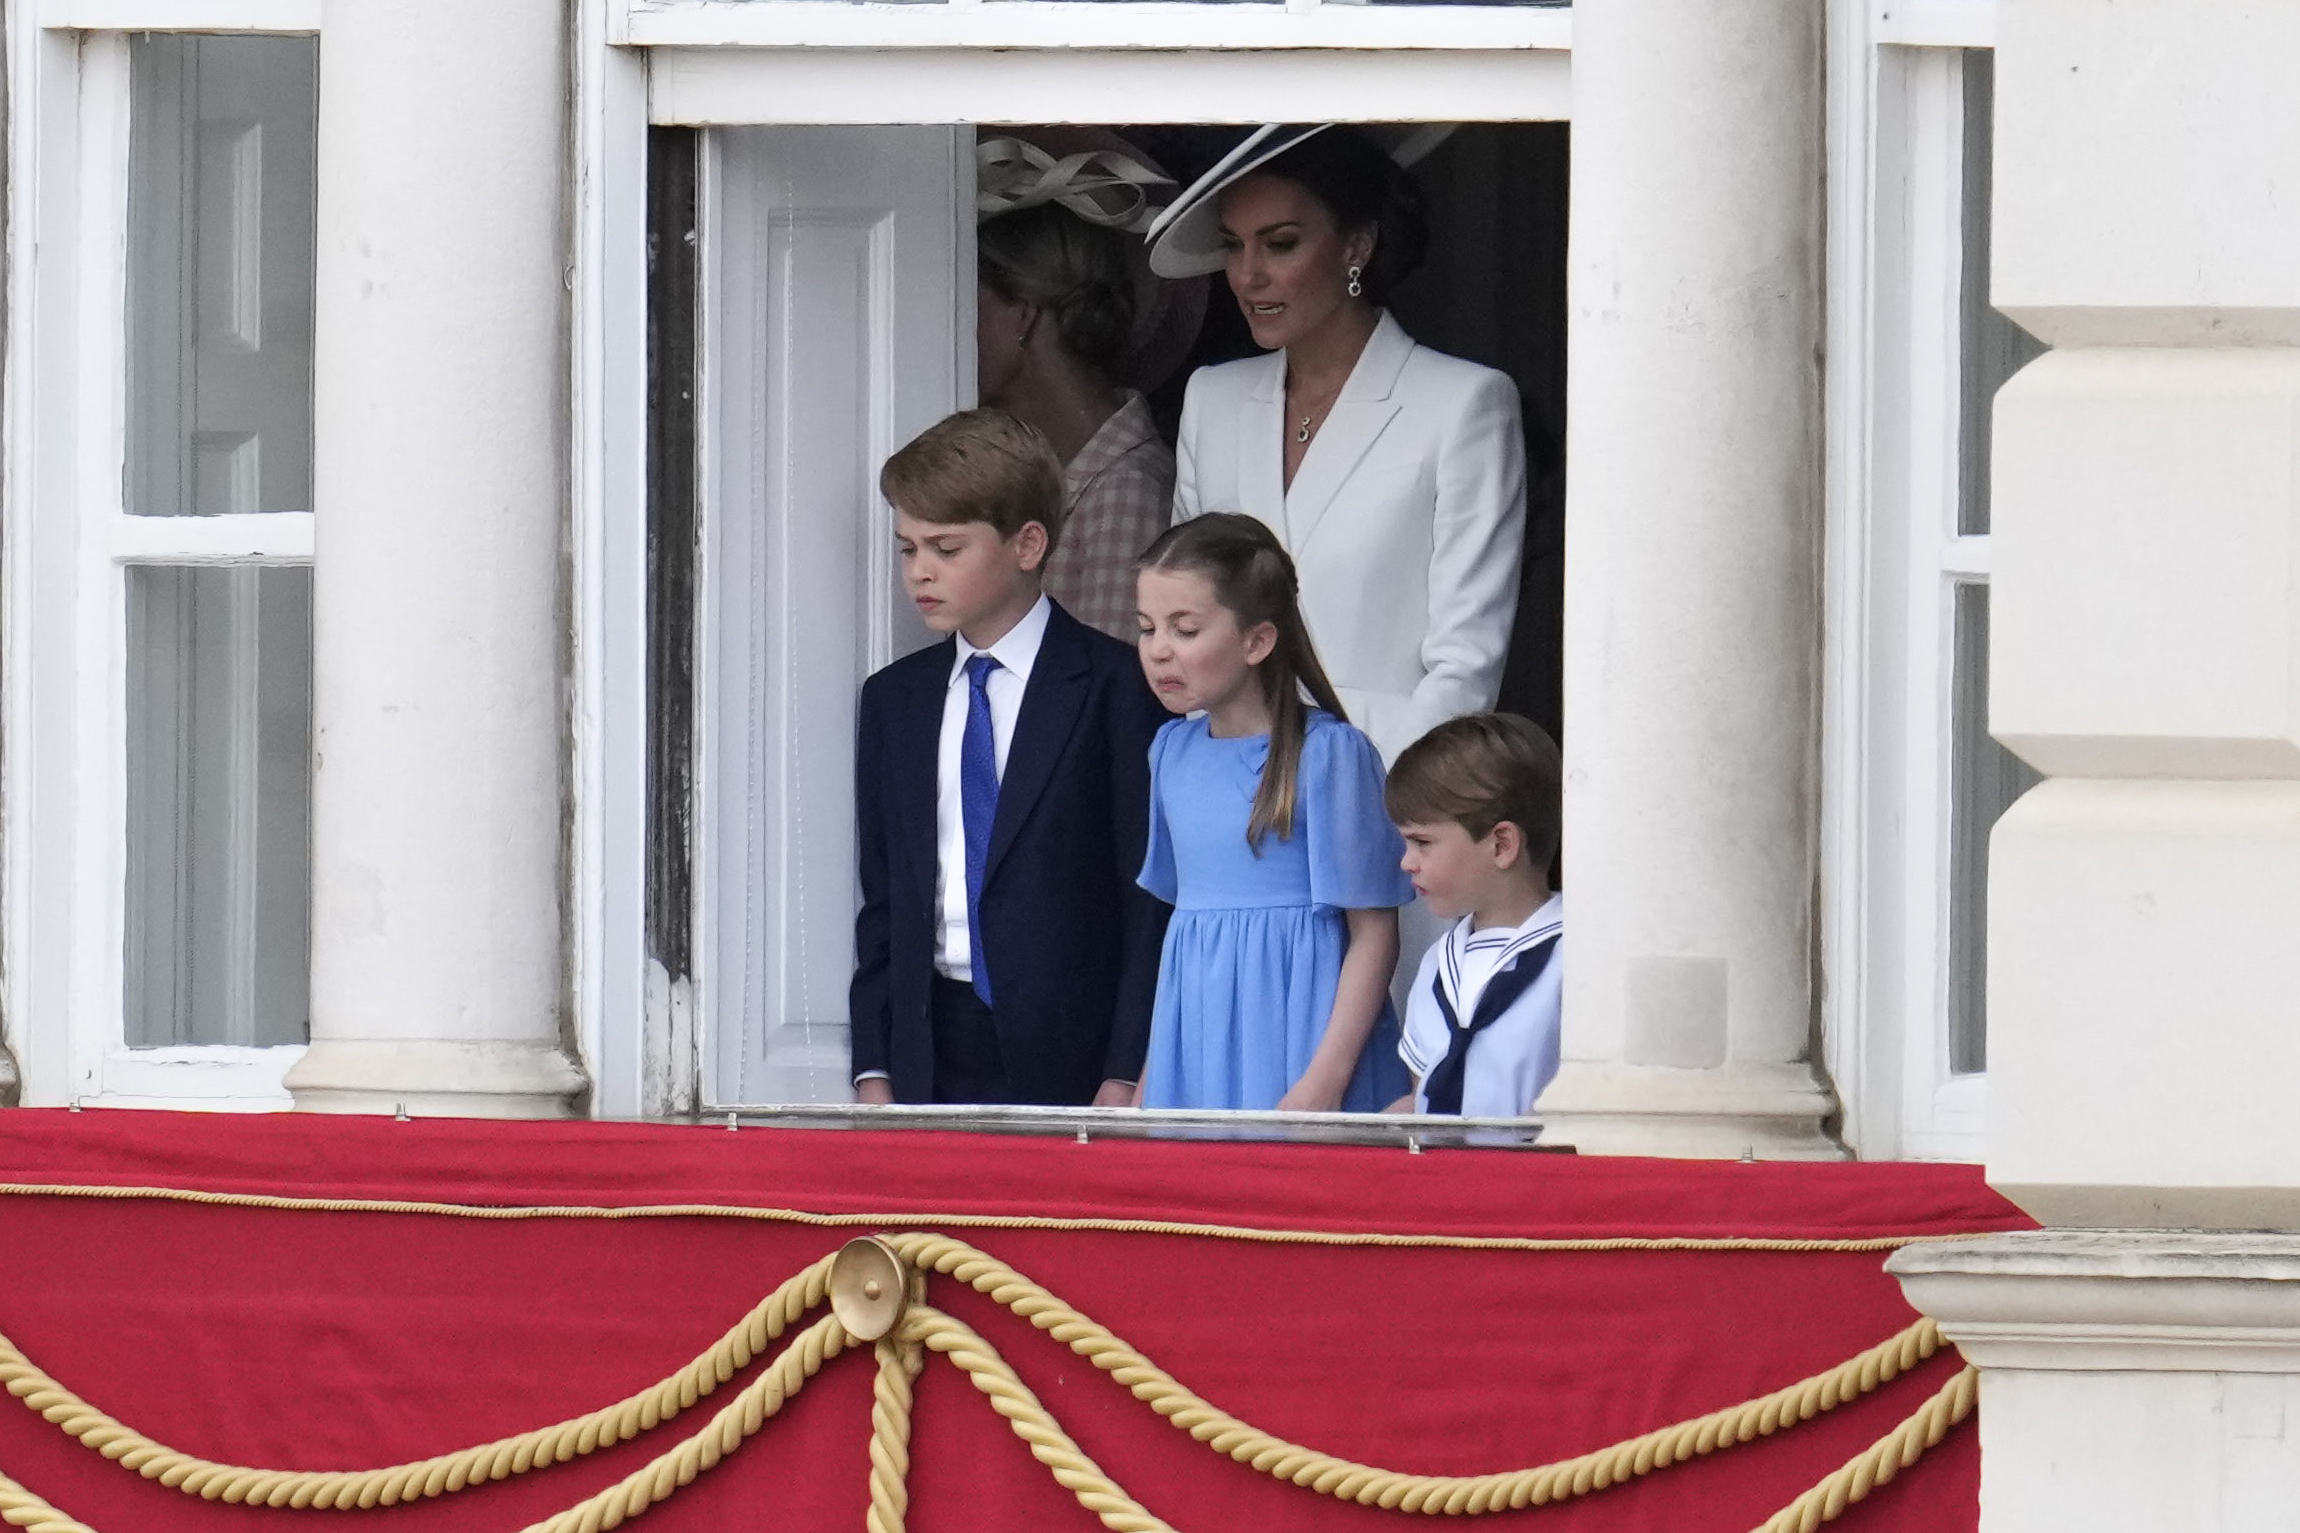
[961,652,1002,1008]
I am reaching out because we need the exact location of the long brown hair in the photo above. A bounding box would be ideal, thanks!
[1137,514,1347,847]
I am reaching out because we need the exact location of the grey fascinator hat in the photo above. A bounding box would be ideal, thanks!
[976,126,1209,392]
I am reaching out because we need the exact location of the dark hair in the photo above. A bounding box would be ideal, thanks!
[1244,127,1430,305]
[1137,514,1346,848]
[880,407,1067,553]
[978,203,1139,378]
[1385,713,1562,870]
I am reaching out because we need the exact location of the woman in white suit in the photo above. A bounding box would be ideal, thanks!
[1151,124,1526,765]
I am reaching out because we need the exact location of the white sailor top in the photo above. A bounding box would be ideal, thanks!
[1398,894,1564,1117]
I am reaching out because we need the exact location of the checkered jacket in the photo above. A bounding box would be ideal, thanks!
[1044,393,1176,643]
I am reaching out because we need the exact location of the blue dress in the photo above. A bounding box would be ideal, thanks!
[1137,711,1416,1111]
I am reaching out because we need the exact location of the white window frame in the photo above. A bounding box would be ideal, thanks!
[571,6,655,1120]
[4,5,319,1109]
[646,45,1569,128]
[1822,0,2002,1161]
[617,0,1571,55]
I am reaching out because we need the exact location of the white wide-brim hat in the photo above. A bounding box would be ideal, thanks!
[1145,122,1458,280]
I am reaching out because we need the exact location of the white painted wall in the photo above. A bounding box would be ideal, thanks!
[1890,4,2300,1529]
[1984,0,2300,1230]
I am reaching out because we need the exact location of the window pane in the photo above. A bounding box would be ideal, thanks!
[1947,584,2041,1075]
[127,35,318,518]
[125,565,313,1047]
[1957,50,2047,538]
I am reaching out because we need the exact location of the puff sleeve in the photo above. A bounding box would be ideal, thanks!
[1136,719,1183,904]
[1303,719,1416,911]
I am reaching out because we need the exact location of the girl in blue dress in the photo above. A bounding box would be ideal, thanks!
[1132,513,1414,1111]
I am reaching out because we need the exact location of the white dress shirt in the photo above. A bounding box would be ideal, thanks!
[934,595,1051,981]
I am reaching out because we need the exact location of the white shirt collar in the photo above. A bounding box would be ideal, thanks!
[948,593,1053,689]
[1458,891,1564,949]
[1443,892,1565,999]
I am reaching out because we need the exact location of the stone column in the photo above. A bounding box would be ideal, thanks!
[0,1044,17,1108]
[283,0,585,1116]
[1540,0,1839,1157]
[1891,4,2300,1526]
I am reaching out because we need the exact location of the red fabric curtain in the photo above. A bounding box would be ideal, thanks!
[0,1111,2031,1533]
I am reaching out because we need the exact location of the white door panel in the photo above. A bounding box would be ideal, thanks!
[702,126,967,1107]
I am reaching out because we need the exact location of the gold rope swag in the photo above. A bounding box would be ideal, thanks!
[0,1232,1976,1533]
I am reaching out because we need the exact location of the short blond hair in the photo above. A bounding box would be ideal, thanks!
[879,408,1066,553]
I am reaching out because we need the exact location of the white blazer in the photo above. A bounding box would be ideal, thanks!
[1172,311,1526,763]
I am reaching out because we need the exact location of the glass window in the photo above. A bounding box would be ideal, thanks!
[121,33,318,1051]
[125,566,314,1047]
[1945,51,2045,1078]
[1956,51,2046,538]
[127,34,318,519]
[1946,584,2041,1075]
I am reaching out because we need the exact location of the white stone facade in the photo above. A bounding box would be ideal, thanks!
[5,0,2300,1512]
[1884,3,2300,1528]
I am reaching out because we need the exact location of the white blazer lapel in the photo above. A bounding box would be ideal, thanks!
[1282,312,1417,547]
[1239,352,1290,539]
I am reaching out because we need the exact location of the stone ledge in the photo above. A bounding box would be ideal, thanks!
[1891,1230,2300,1372]
[1536,1060,1845,1160]
[284,1038,587,1119]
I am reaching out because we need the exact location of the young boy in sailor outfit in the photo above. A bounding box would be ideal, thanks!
[1383,714,1564,1117]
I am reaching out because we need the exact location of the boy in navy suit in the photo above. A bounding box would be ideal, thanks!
[851,408,1170,1106]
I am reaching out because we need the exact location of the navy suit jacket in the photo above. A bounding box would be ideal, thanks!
[849,600,1171,1104]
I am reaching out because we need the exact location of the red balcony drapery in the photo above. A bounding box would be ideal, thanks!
[0,1110,2029,1533]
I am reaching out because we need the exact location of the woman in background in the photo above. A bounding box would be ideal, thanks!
[976,130,1202,640]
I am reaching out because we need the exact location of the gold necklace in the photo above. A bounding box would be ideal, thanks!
[1289,381,1343,444]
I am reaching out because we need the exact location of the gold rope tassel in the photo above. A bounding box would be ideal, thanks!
[885,1232,1943,1514]
[518,1314,849,1533]
[1748,1366,1978,1533]
[0,1255,838,1509]
[0,1231,1981,1532]
[0,1466,98,1533]
[866,1336,923,1533]
[902,1305,1173,1533]
[890,1304,1977,1533]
